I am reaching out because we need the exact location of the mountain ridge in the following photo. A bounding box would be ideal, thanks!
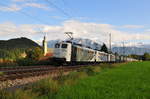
[47,38,150,55]
[47,38,103,50]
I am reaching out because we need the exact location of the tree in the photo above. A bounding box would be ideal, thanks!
[26,47,43,60]
[143,53,150,61]
[100,43,108,53]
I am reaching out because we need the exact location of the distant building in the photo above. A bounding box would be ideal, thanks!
[43,36,47,56]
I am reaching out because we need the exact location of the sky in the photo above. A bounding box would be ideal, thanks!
[0,0,150,46]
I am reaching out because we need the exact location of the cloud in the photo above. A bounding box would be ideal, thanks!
[12,0,32,2]
[0,20,150,46]
[122,25,144,29]
[0,4,21,12]
[0,22,39,39]
[23,3,49,10]
[51,16,67,20]
[0,2,50,12]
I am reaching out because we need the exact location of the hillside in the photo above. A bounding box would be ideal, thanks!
[0,37,42,61]
[0,37,41,50]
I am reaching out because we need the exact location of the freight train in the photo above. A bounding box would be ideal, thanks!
[52,41,137,65]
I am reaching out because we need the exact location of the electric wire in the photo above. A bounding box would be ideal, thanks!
[44,0,71,18]
[0,2,51,25]
[0,1,50,39]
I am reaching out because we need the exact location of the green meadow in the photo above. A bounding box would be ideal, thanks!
[1,62,150,99]
[55,62,150,99]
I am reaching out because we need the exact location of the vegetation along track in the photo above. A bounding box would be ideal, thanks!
[0,65,87,81]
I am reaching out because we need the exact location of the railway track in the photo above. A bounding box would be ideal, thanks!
[0,65,83,81]
[0,66,56,71]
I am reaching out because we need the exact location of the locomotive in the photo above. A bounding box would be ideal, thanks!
[52,41,137,65]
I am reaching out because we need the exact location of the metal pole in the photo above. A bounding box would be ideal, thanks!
[122,42,125,61]
[109,33,111,53]
[123,42,125,55]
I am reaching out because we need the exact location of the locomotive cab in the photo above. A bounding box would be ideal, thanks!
[53,42,72,63]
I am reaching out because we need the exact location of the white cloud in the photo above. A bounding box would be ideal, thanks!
[122,25,144,29]
[0,2,50,12]
[0,22,38,39]
[51,16,66,20]
[0,4,21,12]
[12,0,32,2]
[23,3,49,10]
[0,20,150,46]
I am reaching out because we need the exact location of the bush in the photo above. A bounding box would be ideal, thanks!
[26,47,43,60]
[30,77,59,98]
[17,58,37,66]
[57,71,88,86]
[78,66,102,76]
[99,63,114,69]
[67,71,88,80]
[143,53,150,61]
[64,72,88,85]
[0,90,11,99]
[0,61,18,67]
[78,66,96,76]
[11,90,37,99]
[0,89,37,99]
[92,66,101,73]
[0,72,3,76]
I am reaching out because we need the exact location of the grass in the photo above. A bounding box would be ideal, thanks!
[0,72,3,76]
[58,71,88,85]
[54,62,150,99]
[1,62,150,99]
[30,77,59,98]
[0,89,37,99]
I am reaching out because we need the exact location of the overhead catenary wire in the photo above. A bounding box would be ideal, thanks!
[44,0,72,18]
[60,0,81,20]
[0,2,51,25]
[61,0,66,5]
[0,1,52,40]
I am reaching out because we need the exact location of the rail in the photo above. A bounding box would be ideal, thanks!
[0,65,83,81]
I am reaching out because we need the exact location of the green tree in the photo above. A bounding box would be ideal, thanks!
[0,48,25,61]
[100,43,108,53]
[143,53,150,61]
[26,47,43,60]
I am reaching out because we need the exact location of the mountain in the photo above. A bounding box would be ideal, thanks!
[137,44,150,49]
[47,39,62,48]
[0,37,41,50]
[47,38,150,55]
[72,38,103,50]
[112,47,150,55]
[47,38,103,50]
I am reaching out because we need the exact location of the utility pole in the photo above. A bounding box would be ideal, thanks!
[122,42,125,61]
[122,42,125,55]
[107,33,112,62]
[109,33,111,53]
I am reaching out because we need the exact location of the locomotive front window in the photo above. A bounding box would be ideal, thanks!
[55,44,60,48]
[62,44,68,48]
